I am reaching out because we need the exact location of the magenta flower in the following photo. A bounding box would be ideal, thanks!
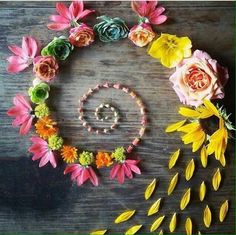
[47,0,95,31]
[7,94,34,135]
[131,1,167,25]
[64,164,99,186]
[110,159,141,184]
[7,36,39,73]
[28,136,57,168]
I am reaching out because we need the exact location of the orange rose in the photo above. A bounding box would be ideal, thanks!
[128,23,156,47]
[69,24,95,47]
[33,56,59,82]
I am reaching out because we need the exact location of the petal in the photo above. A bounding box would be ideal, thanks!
[123,163,133,178]
[149,15,167,25]
[69,0,83,18]
[8,45,24,57]
[19,116,33,135]
[49,151,57,168]
[56,2,71,20]
[12,114,30,126]
[22,37,31,58]
[77,168,89,186]
[32,149,48,161]
[76,9,95,21]
[64,164,80,174]
[47,23,70,31]
[27,37,39,58]
[7,55,26,64]
[117,166,125,184]
[30,136,47,145]
[110,164,121,179]
[127,163,141,175]
[7,63,28,73]
[14,94,31,110]
[39,154,49,167]
[49,15,69,24]
[7,106,22,117]
[88,167,99,186]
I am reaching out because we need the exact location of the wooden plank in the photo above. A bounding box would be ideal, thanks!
[0,1,234,234]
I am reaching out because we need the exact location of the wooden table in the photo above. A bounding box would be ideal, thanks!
[0,1,234,234]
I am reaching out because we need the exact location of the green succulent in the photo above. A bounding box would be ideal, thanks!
[28,83,50,104]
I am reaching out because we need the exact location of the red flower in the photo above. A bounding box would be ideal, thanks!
[131,1,167,25]
[47,0,95,31]
[110,159,141,184]
[64,164,99,186]
[7,36,39,73]
[7,94,34,135]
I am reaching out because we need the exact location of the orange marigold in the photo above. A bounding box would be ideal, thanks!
[35,116,58,139]
[61,145,78,163]
[95,152,113,168]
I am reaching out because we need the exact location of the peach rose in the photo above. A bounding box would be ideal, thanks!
[169,50,229,107]
[33,56,59,82]
[69,24,95,47]
[128,23,156,47]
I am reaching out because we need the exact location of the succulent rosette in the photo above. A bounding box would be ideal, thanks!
[94,16,129,42]
[41,36,74,60]
[28,82,50,104]
[169,50,229,107]
[69,23,95,47]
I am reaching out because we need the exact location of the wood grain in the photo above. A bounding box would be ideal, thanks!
[0,1,234,234]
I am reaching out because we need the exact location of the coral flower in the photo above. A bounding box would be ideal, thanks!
[47,0,95,31]
[7,36,39,73]
[35,116,58,139]
[148,33,192,68]
[7,94,34,135]
[131,1,167,25]
[95,152,113,168]
[110,160,141,184]
[64,164,99,186]
[61,145,78,163]
[28,136,57,168]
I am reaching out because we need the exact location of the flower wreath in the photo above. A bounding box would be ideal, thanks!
[6,1,233,189]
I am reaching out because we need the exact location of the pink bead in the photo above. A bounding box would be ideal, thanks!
[122,87,129,93]
[103,82,109,88]
[96,130,100,134]
[78,107,83,113]
[141,116,147,125]
[130,91,137,99]
[127,145,134,153]
[132,138,140,146]
[94,84,100,90]
[139,127,146,137]
[82,122,87,127]
[140,107,146,115]
[113,83,121,89]
[88,126,92,132]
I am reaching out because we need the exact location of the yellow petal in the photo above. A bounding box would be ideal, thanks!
[219,200,229,222]
[197,106,214,119]
[161,48,183,68]
[203,205,212,228]
[168,149,181,169]
[212,168,221,191]
[185,217,192,235]
[199,181,206,202]
[125,225,142,235]
[185,159,195,181]
[90,230,107,235]
[183,48,192,58]
[150,215,165,232]
[147,198,162,216]
[159,229,164,235]
[180,188,191,210]
[178,36,192,50]
[114,210,136,224]
[200,146,208,168]
[219,154,226,167]
[145,178,157,200]
[166,120,186,133]
[177,122,200,133]
[179,107,200,118]
[167,172,179,195]
[203,100,220,117]
[169,213,177,233]
[182,128,204,145]
[192,134,206,152]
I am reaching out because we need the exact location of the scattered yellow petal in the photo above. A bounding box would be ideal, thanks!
[219,200,229,222]
[185,217,192,235]
[199,181,206,202]
[169,213,177,233]
[203,205,212,228]
[114,210,136,224]
[180,188,191,210]
[168,149,181,169]
[200,146,208,168]
[125,225,142,235]
[90,230,107,235]
[179,107,200,118]
[166,120,186,133]
[203,100,220,117]
[159,229,164,235]
[167,172,179,195]
[212,168,221,191]
[150,215,165,232]
[219,154,226,167]
[147,198,162,216]
[185,159,195,181]
[145,178,157,200]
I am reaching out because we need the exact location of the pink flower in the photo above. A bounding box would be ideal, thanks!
[64,164,99,186]
[170,50,229,107]
[28,136,57,168]
[131,1,167,25]
[47,0,95,31]
[110,159,141,184]
[7,94,34,135]
[7,36,39,73]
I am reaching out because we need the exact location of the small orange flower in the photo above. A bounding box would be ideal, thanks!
[95,152,113,168]
[35,116,58,139]
[61,145,78,163]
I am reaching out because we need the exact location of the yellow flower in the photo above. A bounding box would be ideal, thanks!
[148,33,192,68]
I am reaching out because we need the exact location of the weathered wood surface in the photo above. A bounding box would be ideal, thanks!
[0,1,234,234]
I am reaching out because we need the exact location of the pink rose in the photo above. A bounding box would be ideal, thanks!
[169,50,229,107]
[33,56,59,82]
[69,24,95,47]
[128,23,156,47]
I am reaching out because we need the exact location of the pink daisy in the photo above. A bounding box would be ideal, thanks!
[28,136,57,168]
